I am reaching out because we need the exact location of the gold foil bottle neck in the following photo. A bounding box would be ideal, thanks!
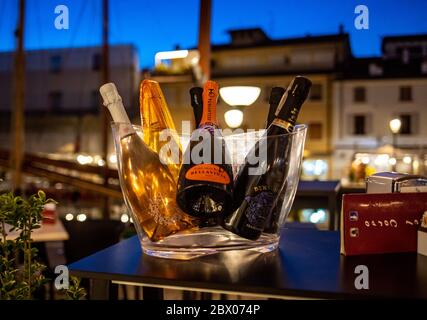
[140,79,177,134]
[139,79,182,181]
[141,79,164,99]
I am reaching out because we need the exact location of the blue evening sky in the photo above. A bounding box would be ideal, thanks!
[0,0,426,69]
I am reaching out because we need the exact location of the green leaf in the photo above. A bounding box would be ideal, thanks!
[37,191,46,201]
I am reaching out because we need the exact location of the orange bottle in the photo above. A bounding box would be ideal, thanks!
[176,81,234,219]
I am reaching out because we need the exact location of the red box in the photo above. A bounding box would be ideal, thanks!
[340,193,427,255]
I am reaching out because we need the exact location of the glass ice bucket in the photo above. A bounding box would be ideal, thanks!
[112,122,307,260]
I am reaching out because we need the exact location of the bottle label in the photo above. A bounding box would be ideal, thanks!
[244,187,275,231]
[185,164,230,184]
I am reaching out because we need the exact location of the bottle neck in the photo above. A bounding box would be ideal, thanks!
[268,101,299,135]
[190,87,203,127]
[268,77,311,135]
[141,98,169,132]
[140,81,176,132]
[199,81,219,127]
[106,100,130,124]
[266,87,285,128]
[100,83,134,139]
[105,100,135,139]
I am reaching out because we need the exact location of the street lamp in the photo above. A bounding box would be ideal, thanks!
[389,118,402,171]
[219,86,261,128]
[389,118,402,135]
[224,109,244,129]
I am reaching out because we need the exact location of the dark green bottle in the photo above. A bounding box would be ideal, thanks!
[224,76,311,240]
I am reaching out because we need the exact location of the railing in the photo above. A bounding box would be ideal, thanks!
[0,149,122,199]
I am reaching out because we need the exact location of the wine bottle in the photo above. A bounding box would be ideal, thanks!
[100,83,196,242]
[266,87,285,128]
[189,86,220,227]
[176,81,234,218]
[189,87,203,127]
[225,76,312,240]
[140,79,182,180]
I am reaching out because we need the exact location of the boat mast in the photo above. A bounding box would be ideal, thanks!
[11,0,25,192]
[101,0,110,218]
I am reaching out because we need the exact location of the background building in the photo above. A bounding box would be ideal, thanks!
[332,34,427,181]
[0,45,139,155]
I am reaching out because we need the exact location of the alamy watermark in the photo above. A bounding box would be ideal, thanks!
[354,265,369,290]
[354,5,369,30]
[54,5,69,30]
[54,265,69,290]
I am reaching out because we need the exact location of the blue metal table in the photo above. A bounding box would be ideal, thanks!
[69,226,427,299]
